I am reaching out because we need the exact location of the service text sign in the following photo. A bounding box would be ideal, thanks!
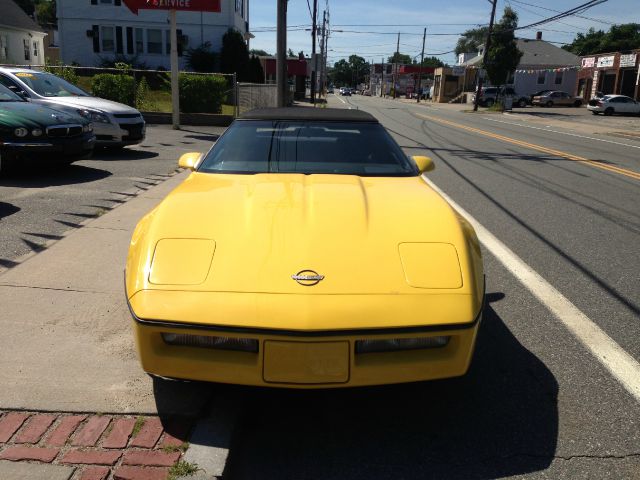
[123,0,221,14]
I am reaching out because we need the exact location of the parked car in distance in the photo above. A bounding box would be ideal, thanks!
[126,107,485,388]
[587,95,640,116]
[471,86,528,108]
[532,90,583,107]
[0,68,145,149]
[0,83,95,174]
[327,86,335,94]
[529,90,553,104]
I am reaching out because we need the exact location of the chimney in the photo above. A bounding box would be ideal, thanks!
[536,31,542,40]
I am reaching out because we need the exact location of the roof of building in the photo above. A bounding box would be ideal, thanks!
[0,0,44,33]
[239,108,378,122]
[461,38,580,68]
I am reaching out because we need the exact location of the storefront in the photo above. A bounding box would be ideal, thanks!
[577,50,639,101]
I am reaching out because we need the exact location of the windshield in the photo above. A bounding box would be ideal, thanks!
[198,120,418,177]
[13,71,89,97]
[0,83,24,102]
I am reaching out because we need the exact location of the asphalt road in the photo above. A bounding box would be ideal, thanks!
[0,125,224,270]
[222,96,640,480]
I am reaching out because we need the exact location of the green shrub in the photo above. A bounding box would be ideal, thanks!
[179,74,228,113]
[91,73,135,106]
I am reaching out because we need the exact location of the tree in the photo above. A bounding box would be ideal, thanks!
[419,56,444,68]
[562,24,640,55]
[329,55,369,87]
[247,55,265,83]
[14,0,57,27]
[249,49,270,56]
[287,48,296,58]
[485,7,522,86]
[185,42,218,73]
[455,27,489,56]
[220,28,250,81]
[387,52,412,64]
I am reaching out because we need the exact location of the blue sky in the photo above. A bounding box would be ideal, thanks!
[249,0,639,65]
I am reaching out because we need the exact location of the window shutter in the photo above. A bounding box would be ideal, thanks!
[91,0,97,4]
[115,0,122,5]
[177,29,183,56]
[92,25,100,52]
[116,26,123,53]
[126,27,134,54]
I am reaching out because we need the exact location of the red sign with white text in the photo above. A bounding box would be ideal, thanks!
[123,0,221,14]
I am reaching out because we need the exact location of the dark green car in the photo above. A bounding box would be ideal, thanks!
[0,83,95,174]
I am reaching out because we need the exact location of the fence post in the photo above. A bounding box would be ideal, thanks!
[233,73,239,117]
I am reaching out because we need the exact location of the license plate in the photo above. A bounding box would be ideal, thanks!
[263,341,349,384]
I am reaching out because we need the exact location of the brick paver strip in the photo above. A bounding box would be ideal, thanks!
[159,418,192,448]
[79,465,111,480]
[123,450,180,467]
[113,465,169,480]
[71,416,111,447]
[0,412,30,443]
[0,445,60,462]
[14,414,57,444]
[45,415,87,447]
[102,418,136,449]
[129,417,163,448]
[60,449,121,465]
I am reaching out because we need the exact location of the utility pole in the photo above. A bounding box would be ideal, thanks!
[380,57,384,97]
[277,0,288,107]
[393,32,400,99]
[310,0,318,104]
[474,0,497,112]
[417,27,426,103]
[318,10,327,97]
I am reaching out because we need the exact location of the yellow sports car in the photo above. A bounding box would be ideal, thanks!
[125,108,484,388]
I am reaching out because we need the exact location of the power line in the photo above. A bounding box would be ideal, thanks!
[509,0,615,25]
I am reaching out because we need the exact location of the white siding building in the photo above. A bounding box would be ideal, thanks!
[57,0,249,69]
[0,0,47,66]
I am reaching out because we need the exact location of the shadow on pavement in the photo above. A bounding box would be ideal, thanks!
[0,165,111,188]
[0,202,19,220]
[91,148,159,161]
[223,300,559,480]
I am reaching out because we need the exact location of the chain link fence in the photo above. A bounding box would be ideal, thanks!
[237,83,278,115]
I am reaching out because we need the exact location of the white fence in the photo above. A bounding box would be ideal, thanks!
[237,83,278,114]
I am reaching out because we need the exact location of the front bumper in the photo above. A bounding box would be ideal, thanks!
[1,133,96,161]
[94,121,145,146]
[128,294,483,388]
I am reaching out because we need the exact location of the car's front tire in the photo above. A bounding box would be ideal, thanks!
[546,100,554,107]
[573,100,583,107]
[604,107,614,116]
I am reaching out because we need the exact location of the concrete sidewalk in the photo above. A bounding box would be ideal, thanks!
[0,170,215,415]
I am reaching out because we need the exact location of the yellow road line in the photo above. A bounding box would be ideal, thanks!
[415,113,640,181]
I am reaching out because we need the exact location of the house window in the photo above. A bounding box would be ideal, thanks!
[33,40,39,57]
[555,71,563,85]
[0,35,7,61]
[147,29,162,54]
[236,0,241,12]
[23,39,30,61]
[135,28,144,54]
[100,0,113,4]
[537,71,546,84]
[165,30,171,55]
[101,26,115,52]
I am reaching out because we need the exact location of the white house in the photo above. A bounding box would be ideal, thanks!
[57,0,250,69]
[0,0,47,65]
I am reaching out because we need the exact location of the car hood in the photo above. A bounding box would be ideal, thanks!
[39,96,140,115]
[127,173,483,298]
[0,101,84,128]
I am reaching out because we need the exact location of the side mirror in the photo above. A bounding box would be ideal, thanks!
[178,152,203,171]
[412,155,435,174]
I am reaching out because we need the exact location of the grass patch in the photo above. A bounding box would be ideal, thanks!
[131,416,146,437]
[162,442,189,453]
[487,102,504,112]
[168,460,199,480]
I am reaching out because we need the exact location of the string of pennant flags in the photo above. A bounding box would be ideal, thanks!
[515,66,580,74]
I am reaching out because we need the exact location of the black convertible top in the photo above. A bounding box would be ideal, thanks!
[238,107,378,123]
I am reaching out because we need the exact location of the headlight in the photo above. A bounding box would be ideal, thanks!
[83,124,93,133]
[78,109,110,124]
[355,336,450,354]
[32,128,43,137]
[14,127,29,137]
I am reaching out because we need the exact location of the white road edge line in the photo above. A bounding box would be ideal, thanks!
[481,116,640,150]
[423,176,640,403]
[336,95,347,104]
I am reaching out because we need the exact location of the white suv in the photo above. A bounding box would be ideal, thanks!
[0,67,145,148]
